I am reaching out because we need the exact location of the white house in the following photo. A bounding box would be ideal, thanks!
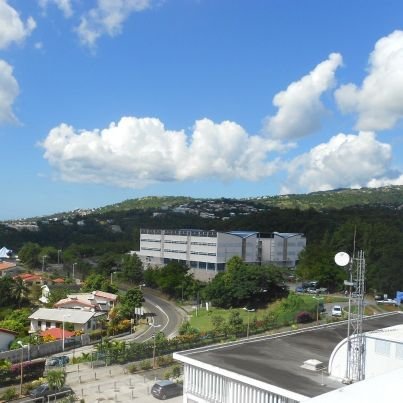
[136,229,306,281]
[28,308,104,334]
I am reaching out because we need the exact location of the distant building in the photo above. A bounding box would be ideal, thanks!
[0,328,17,352]
[136,229,306,281]
[0,261,18,277]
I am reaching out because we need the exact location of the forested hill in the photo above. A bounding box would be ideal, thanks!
[96,185,403,213]
[250,185,403,210]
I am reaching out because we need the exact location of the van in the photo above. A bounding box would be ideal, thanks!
[151,380,183,400]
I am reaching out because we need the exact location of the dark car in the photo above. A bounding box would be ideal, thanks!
[29,383,73,401]
[46,355,70,367]
[151,380,183,400]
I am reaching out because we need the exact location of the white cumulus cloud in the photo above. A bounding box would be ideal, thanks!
[41,116,285,187]
[0,60,19,124]
[335,30,403,131]
[264,53,342,140]
[0,0,36,49]
[282,131,396,193]
[39,0,74,18]
[76,0,152,48]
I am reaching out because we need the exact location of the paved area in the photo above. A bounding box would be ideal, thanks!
[66,363,183,403]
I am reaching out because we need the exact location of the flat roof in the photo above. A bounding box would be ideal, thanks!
[176,312,403,399]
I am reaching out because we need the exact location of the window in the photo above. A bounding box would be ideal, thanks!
[46,322,51,328]
[396,343,403,360]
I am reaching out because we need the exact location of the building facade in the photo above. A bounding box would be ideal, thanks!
[136,229,306,281]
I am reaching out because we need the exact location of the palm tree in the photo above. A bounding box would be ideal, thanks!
[46,369,66,391]
[11,278,29,308]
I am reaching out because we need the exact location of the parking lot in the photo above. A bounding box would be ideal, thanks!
[66,363,183,402]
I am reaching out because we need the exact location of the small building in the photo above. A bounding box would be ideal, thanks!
[40,327,75,341]
[0,328,17,351]
[53,290,118,312]
[29,308,104,334]
[0,261,18,277]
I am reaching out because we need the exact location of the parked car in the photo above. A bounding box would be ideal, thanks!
[151,380,183,400]
[29,383,73,401]
[295,286,305,293]
[46,355,70,367]
[331,305,343,317]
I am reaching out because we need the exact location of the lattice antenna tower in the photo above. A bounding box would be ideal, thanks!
[335,247,366,383]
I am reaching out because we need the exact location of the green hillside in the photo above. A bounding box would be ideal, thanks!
[251,186,403,210]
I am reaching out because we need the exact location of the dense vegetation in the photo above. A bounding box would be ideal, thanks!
[1,186,403,295]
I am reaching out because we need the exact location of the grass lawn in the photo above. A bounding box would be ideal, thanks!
[189,307,270,332]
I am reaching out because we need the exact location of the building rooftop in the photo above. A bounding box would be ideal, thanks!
[177,312,403,399]
[29,308,97,324]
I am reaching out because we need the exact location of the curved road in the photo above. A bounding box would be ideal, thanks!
[133,287,186,342]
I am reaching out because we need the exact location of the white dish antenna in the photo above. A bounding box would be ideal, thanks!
[335,252,350,267]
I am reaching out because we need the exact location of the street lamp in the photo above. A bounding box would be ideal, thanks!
[62,313,71,351]
[72,262,77,280]
[17,341,27,396]
[243,308,256,338]
[312,297,322,324]
[149,323,161,368]
[41,255,47,272]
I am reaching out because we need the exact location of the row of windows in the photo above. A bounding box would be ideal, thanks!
[190,241,217,247]
[141,238,160,243]
[190,251,217,256]
[164,249,186,254]
[141,247,161,251]
[164,240,188,244]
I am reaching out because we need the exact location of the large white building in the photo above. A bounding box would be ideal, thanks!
[136,229,306,280]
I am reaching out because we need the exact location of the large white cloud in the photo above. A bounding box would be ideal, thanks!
[0,0,36,49]
[39,0,73,18]
[264,53,342,140]
[282,131,397,193]
[41,116,286,187]
[335,30,403,131]
[0,60,19,124]
[76,0,152,48]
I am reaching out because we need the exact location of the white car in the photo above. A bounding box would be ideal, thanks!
[332,305,343,317]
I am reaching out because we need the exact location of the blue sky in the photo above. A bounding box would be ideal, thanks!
[1,0,403,220]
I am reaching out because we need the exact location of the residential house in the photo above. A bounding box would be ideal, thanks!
[0,261,19,277]
[29,308,104,334]
[53,290,118,313]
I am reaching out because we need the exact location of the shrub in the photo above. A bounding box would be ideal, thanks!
[140,360,152,370]
[296,311,313,324]
[127,363,137,374]
[1,387,17,401]
[171,365,181,379]
[163,370,171,379]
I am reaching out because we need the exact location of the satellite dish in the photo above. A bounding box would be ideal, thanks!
[335,252,350,267]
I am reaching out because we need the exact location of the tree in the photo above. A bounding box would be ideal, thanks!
[81,273,118,294]
[46,369,66,391]
[119,288,144,319]
[10,278,29,308]
[120,253,144,284]
[18,242,41,269]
